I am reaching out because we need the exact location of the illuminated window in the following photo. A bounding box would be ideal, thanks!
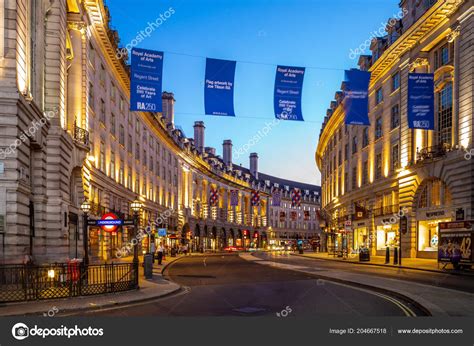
[110,154,115,180]
[119,161,124,185]
[99,142,105,172]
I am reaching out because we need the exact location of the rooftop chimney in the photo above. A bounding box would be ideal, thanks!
[162,92,175,125]
[193,121,205,153]
[250,153,258,179]
[223,140,232,169]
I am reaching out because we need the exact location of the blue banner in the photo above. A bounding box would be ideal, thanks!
[130,48,163,112]
[274,65,305,121]
[344,69,371,126]
[408,73,434,130]
[204,58,236,116]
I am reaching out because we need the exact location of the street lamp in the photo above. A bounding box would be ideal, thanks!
[131,199,142,265]
[80,200,91,267]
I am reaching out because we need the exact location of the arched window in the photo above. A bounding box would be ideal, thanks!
[417,179,451,209]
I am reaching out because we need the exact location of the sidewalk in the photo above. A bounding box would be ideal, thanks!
[293,251,474,276]
[0,255,187,317]
[240,253,474,317]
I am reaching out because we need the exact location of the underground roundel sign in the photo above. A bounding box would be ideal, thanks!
[98,212,121,233]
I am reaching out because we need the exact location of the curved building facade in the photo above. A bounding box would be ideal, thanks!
[0,0,320,264]
[316,0,473,259]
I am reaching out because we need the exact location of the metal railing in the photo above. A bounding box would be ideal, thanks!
[73,122,90,146]
[0,262,138,303]
[373,204,400,217]
[416,143,450,162]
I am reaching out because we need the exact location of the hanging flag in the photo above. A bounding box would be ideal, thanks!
[130,48,163,112]
[408,73,434,130]
[209,187,219,206]
[274,65,305,121]
[230,190,239,207]
[271,188,281,207]
[279,211,286,222]
[204,58,236,116]
[344,69,371,126]
[251,190,260,206]
[291,188,301,208]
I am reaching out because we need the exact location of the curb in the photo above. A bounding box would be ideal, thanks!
[291,253,474,277]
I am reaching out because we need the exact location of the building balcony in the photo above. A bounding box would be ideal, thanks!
[73,122,90,147]
[416,143,451,162]
[373,204,399,217]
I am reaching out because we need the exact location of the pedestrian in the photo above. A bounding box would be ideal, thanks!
[184,244,188,256]
[157,243,164,265]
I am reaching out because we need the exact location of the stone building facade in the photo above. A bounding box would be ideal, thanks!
[0,0,320,264]
[316,0,473,259]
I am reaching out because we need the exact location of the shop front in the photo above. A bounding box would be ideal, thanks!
[352,220,369,253]
[416,209,452,259]
[375,216,399,256]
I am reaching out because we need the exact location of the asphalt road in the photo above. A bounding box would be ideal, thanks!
[257,251,474,294]
[73,254,427,317]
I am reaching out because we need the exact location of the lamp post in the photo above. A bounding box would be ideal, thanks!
[131,199,142,266]
[80,200,91,267]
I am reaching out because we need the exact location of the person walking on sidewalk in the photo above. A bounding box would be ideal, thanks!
[157,243,164,265]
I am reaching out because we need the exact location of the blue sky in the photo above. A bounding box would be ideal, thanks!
[106,0,399,185]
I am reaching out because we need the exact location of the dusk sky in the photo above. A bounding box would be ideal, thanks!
[106,0,399,185]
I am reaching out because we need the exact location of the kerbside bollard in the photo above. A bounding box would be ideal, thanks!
[144,254,153,279]
[393,247,398,265]
[385,247,390,264]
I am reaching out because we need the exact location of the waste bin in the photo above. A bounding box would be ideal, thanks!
[144,254,153,279]
[359,248,370,261]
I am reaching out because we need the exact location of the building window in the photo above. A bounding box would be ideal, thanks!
[362,160,368,185]
[338,150,342,166]
[150,156,154,172]
[351,166,357,190]
[344,144,348,161]
[135,142,140,161]
[119,97,124,113]
[391,72,400,92]
[344,172,348,194]
[99,64,106,86]
[128,172,132,190]
[99,142,105,172]
[375,153,382,180]
[135,118,140,134]
[352,136,358,154]
[119,125,125,145]
[435,44,451,69]
[99,99,106,124]
[110,113,116,136]
[88,83,95,111]
[375,88,383,105]
[89,43,95,67]
[128,135,133,153]
[362,127,369,148]
[438,82,453,146]
[391,144,399,171]
[110,154,115,179]
[391,104,400,129]
[375,117,383,140]
[119,161,124,185]
[143,150,147,166]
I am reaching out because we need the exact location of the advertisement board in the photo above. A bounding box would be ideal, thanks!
[438,221,473,264]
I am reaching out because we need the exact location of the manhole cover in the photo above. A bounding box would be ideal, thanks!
[232,307,267,314]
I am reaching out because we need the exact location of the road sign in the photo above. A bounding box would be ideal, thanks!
[99,213,120,233]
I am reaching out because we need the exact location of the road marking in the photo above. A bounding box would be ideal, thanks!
[241,253,418,317]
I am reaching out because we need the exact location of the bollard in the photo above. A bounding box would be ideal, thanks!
[385,247,390,264]
[393,247,398,265]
